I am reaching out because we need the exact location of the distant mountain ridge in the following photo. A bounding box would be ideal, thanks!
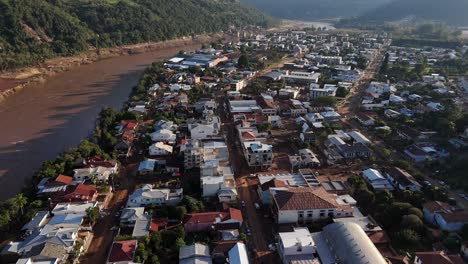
[0,0,274,70]
[343,0,468,26]
[241,0,392,20]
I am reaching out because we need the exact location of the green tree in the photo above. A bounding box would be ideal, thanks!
[394,229,420,248]
[314,96,337,107]
[86,207,100,223]
[335,86,349,98]
[175,237,185,249]
[12,193,28,215]
[401,214,424,231]
[238,54,250,68]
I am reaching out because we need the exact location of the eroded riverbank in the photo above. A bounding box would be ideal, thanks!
[0,39,214,200]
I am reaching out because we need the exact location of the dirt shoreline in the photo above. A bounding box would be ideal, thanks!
[0,33,227,102]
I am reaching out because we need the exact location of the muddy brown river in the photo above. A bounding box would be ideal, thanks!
[0,45,201,200]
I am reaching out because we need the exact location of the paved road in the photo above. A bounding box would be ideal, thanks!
[79,165,135,263]
[218,98,279,264]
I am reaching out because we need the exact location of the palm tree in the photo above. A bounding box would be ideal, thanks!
[13,193,28,215]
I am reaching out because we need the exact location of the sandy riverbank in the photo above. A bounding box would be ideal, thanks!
[0,33,227,102]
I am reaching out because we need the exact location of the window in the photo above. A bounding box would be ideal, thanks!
[319,212,325,217]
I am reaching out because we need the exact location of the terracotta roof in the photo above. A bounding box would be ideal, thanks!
[122,130,135,142]
[54,175,73,185]
[58,184,97,203]
[386,255,411,264]
[368,231,390,244]
[241,131,256,140]
[423,201,452,213]
[273,187,343,211]
[184,212,230,225]
[261,179,286,191]
[149,218,168,232]
[386,167,421,187]
[415,251,464,264]
[229,208,243,222]
[108,240,137,263]
[439,211,468,223]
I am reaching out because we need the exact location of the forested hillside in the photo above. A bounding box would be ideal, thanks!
[0,0,275,71]
[338,0,468,27]
[241,0,391,21]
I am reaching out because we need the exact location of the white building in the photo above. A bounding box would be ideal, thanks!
[272,187,353,224]
[188,124,218,140]
[278,227,316,264]
[150,129,176,143]
[242,141,273,168]
[149,142,173,156]
[127,184,183,207]
[310,84,338,98]
[282,71,321,85]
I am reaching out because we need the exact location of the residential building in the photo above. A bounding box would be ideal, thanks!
[150,129,176,143]
[282,71,321,85]
[188,123,219,140]
[278,227,316,264]
[73,166,113,182]
[183,208,243,233]
[126,184,183,207]
[384,167,422,192]
[361,168,394,191]
[106,240,137,264]
[137,159,156,175]
[414,251,463,264]
[2,224,79,259]
[149,142,173,156]
[310,84,338,98]
[271,187,353,224]
[228,242,249,264]
[179,243,212,264]
[423,201,468,231]
[404,142,449,163]
[53,184,97,204]
[52,202,97,216]
[355,113,375,126]
[242,141,273,168]
[347,130,372,145]
[200,160,236,202]
[229,100,261,114]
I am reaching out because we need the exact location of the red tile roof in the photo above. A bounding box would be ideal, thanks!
[368,231,390,244]
[108,240,137,263]
[273,187,344,211]
[423,201,452,213]
[54,175,73,185]
[58,184,97,203]
[184,212,230,225]
[149,218,168,232]
[228,208,243,222]
[415,251,464,264]
[241,131,256,140]
[261,179,286,191]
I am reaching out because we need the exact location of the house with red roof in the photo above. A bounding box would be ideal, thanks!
[423,201,468,231]
[107,240,138,264]
[53,183,97,204]
[83,156,118,173]
[271,187,353,224]
[183,208,243,233]
[414,251,463,264]
[37,175,74,196]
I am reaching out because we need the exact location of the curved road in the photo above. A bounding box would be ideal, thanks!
[0,44,201,200]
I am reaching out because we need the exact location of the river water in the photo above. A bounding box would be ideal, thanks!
[0,44,201,200]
